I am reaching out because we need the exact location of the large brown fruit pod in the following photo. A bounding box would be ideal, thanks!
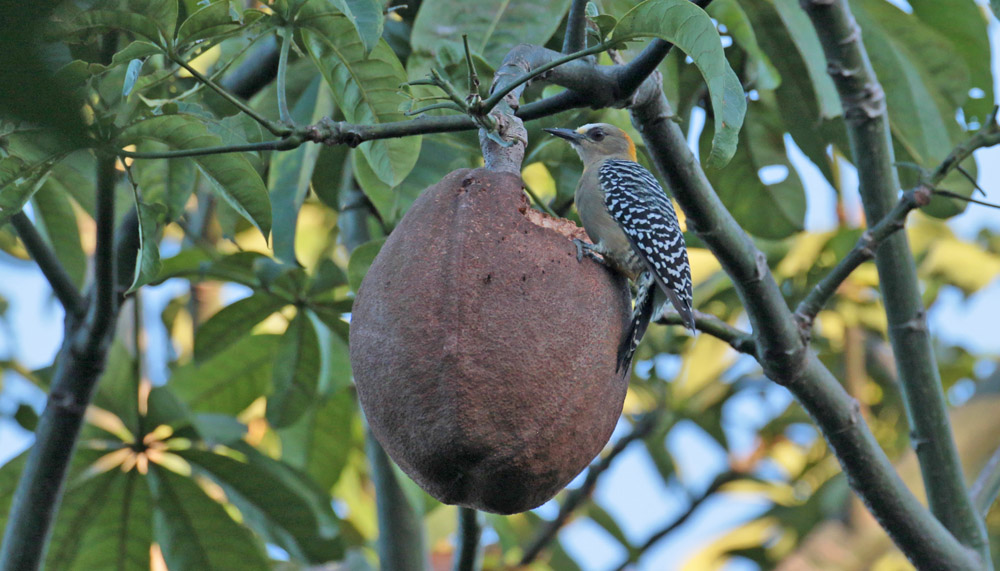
[350,168,631,514]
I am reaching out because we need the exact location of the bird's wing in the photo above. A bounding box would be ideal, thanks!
[599,159,695,330]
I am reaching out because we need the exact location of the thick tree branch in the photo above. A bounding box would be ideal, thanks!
[520,413,663,565]
[561,0,589,54]
[801,1,990,563]
[453,507,481,571]
[9,212,85,318]
[366,428,427,570]
[628,69,979,569]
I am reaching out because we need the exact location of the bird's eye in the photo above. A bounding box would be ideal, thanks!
[588,128,605,141]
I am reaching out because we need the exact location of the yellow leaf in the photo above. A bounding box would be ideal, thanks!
[920,237,1000,294]
[775,230,836,280]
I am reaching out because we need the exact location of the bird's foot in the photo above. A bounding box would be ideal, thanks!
[573,239,607,265]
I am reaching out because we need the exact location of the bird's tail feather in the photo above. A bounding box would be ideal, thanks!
[616,274,656,373]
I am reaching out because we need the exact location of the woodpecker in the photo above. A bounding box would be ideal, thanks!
[544,123,695,371]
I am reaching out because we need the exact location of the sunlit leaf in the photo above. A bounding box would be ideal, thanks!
[46,470,152,571]
[194,292,288,363]
[278,388,356,491]
[178,445,344,563]
[170,334,281,414]
[305,308,351,397]
[613,0,746,167]
[149,466,269,571]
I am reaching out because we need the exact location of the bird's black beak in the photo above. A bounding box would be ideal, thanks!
[543,127,585,143]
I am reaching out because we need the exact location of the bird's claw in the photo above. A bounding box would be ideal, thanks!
[573,238,606,265]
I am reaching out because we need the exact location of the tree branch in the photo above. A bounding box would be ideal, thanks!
[561,0,589,54]
[657,310,756,355]
[613,471,738,570]
[520,413,663,565]
[171,55,289,137]
[366,428,428,570]
[627,67,980,569]
[0,210,139,571]
[9,212,85,318]
[801,1,990,563]
[795,110,1000,328]
[453,507,481,571]
[118,138,303,160]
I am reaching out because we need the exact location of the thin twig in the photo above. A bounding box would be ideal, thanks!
[479,41,613,114]
[117,138,302,159]
[612,471,739,570]
[657,310,756,355]
[10,212,86,317]
[172,56,290,137]
[520,413,664,564]
[795,109,1000,329]
[971,444,1000,517]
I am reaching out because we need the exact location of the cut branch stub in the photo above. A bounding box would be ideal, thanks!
[350,168,631,514]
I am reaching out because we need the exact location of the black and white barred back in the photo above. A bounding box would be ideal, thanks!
[598,159,695,332]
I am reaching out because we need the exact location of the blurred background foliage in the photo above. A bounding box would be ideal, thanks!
[0,0,999,569]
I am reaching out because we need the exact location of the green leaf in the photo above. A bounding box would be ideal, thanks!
[0,164,53,226]
[700,96,805,239]
[740,0,845,184]
[613,0,746,167]
[128,199,166,293]
[178,446,343,563]
[278,388,356,490]
[992,0,1000,22]
[177,2,264,48]
[170,334,281,414]
[908,0,992,124]
[850,0,968,168]
[149,466,269,571]
[305,308,352,397]
[112,41,163,66]
[708,0,779,90]
[0,2,90,146]
[299,3,421,186]
[268,76,333,263]
[194,292,288,362]
[90,341,140,434]
[119,114,272,237]
[31,180,87,288]
[131,142,197,222]
[410,0,572,66]
[267,313,322,428]
[347,238,386,293]
[154,250,266,287]
[331,0,384,55]
[52,7,165,47]
[46,470,152,571]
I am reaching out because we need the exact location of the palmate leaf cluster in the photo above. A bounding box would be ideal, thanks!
[0,0,998,569]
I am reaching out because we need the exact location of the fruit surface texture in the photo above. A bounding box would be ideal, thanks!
[350,168,631,514]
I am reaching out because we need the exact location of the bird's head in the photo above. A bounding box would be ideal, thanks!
[543,123,637,164]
